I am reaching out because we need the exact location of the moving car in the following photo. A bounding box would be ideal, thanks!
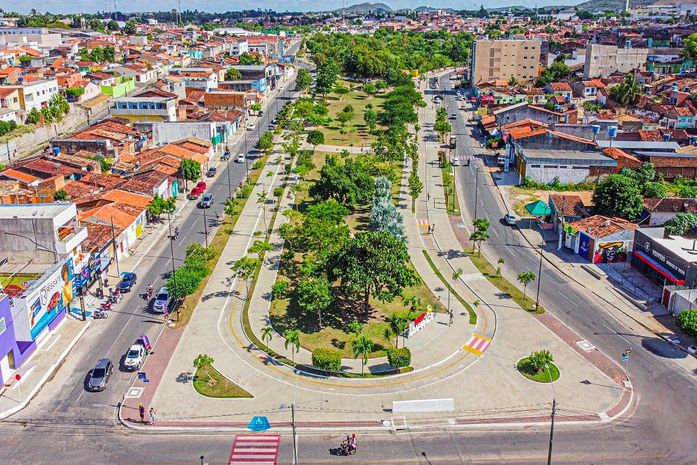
[117,272,137,292]
[196,181,207,190]
[449,113,457,120]
[504,213,518,226]
[199,193,214,208]
[206,167,217,177]
[87,358,113,392]
[247,123,256,131]
[153,287,170,314]
[450,157,460,166]
[236,153,246,163]
[123,343,147,371]
[187,186,203,199]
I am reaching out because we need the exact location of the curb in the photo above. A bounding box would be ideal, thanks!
[0,320,92,420]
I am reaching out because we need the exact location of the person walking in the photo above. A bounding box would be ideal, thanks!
[148,407,156,426]
[138,403,145,424]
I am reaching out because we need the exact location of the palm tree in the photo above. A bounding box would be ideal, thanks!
[529,349,554,373]
[257,191,268,232]
[261,326,273,352]
[284,329,300,363]
[352,333,374,375]
[508,76,519,87]
[449,268,463,326]
[517,271,537,299]
[610,74,642,106]
[385,314,408,348]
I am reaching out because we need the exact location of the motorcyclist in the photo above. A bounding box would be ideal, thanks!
[174,226,180,238]
[146,283,153,299]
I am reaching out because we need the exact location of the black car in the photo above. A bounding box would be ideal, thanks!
[117,272,137,292]
[206,167,217,177]
[87,358,113,392]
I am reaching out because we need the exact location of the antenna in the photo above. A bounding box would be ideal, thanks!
[178,0,182,26]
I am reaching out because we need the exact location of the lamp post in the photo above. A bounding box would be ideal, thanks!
[202,208,209,248]
[473,166,482,221]
[225,147,232,199]
[166,211,177,289]
[546,363,557,465]
[110,216,121,277]
[535,239,544,311]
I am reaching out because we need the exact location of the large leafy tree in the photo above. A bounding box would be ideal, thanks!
[304,199,350,224]
[225,68,242,80]
[296,277,334,327]
[315,59,340,95]
[256,131,275,157]
[664,213,697,235]
[328,231,418,312]
[310,155,373,208]
[179,159,201,189]
[681,33,697,62]
[609,74,642,106]
[295,68,312,93]
[593,174,643,220]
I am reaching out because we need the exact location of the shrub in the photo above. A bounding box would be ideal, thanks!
[237,184,253,199]
[273,187,284,197]
[311,348,342,371]
[251,160,263,170]
[676,310,697,337]
[271,281,288,299]
[387,347,411,368]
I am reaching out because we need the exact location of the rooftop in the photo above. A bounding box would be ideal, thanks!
[0,203,74,219]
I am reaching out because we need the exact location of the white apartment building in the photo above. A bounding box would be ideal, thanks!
[583,43,649,79]
[6,79,59,112]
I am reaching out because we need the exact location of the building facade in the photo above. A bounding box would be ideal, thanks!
[583,44,649,79]
[470,39,541,85]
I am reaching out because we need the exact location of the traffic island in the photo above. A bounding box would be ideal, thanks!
[193,365,253,399]
[516,357,560,383]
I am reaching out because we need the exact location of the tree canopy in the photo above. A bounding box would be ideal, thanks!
[593,174,643,220]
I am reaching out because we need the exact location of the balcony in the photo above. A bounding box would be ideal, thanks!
[55,225,88,255]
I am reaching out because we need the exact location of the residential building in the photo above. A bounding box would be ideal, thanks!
[203,90,255,110]
[470,39,541,85]
[642,198,697,226]
[0,27,62,47]
[565,215,637,264]
[4,79,59,112]
[583,44,649,79]
[109,95,178,122]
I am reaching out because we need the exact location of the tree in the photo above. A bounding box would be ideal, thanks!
[664,212,697,235]
[528,349,554,373]
[352,333,374,375]
[296,277,334,327]
[385,314,408,348]
[123,19,137,35]
[364,108,378,133]
[328,231,418,312]
[676,310,697,337]
[284,329,301,363]
[369,177,406,243]
[248,240,273,261]
[232,256,260,295]
[470,218,490,256]
[295,68,312,93]
[593,174,643,220]
[304,199,350,224]
[408,169,423,213]
[517,271,536,299]
[107,19,120,31]
[315,59,340,95]
[167,266,202,300]
[680,33,697,62]
[250,103,263,114]
[433,119,452,142]
[238,52,262,65]
[306,130,325,147]
[54,189,70,201]
[363,82,377,94]
[336,109,352,128]
[179,159,201,189]
[333,85,349,100]
[225,67,242,81]
[261,326,273,352]
[26,108,41,125]
[643,182,667,199]
[609,74,642,106]
[310,156,373,208]
[193,354,215,383]
[256,131,274,157]
[507,76,519,87]
[147,194,176,220]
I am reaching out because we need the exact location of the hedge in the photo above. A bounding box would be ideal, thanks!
[387,347,411,369]
[311,348,342,371]
[676,310,697,337]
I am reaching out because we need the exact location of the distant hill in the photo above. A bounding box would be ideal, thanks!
[331,2,393,13]
[575,0,654,10]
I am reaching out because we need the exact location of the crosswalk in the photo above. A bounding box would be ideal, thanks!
[229,434,281,465]
[417,219,430,227]
[463,333,492,356]
[453,155,476,161]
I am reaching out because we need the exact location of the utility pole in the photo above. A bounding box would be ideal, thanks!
[535,241,543,311]
[547,398,556,465]
[225,147,232,199]
[110,216,121,276]
[473,167,480,220]
[291,404,298,465]
[202,208,209,248]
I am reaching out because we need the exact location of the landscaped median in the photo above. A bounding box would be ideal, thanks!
[516,350,560,384]
[193,364,253,399]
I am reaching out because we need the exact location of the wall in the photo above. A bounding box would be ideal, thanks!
[525,163,590,184]
[0,296,33,384]
[151,122,215,146]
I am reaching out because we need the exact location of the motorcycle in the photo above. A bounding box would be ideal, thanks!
[100,301,112,311]
[336,438,357,456]
[93,309,108,319]
[146,286,153,300]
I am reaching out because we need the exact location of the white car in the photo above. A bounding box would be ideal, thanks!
[450,157,460,166]
[504,213,518,226]
[124,344,146,371]
[236,153,246,163]
[247,123,256,131]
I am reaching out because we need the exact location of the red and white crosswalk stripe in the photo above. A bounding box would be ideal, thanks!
[417,219,430,227]
[229,434,281,465]
[463,333,492,356]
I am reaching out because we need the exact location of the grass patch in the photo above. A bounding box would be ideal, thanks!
[320,81,382,147]
[516,358,560,383]
[172,156,268,328]
[465,249,545,314]
[0,124,35,144]
[441,165,461,216]
[422,250,477,325]
[193,365,253,398]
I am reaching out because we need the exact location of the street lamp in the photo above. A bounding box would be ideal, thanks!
[166,210,177,289]
[202,208,209,248]
[473,166,482,221]
[535,239,545,311]
[225,146,232,199]
[545,363,557,465]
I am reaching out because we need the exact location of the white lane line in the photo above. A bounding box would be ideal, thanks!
[602,322,633,345]
[560,293,579,307]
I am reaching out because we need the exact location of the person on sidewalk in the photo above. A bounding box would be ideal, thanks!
[138,403,145,424]
[148,407,156,426]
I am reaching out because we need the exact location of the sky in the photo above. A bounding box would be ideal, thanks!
[12,0,581,15]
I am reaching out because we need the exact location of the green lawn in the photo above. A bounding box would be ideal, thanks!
[422,250,477,324]
[465,250,545,314]
[442,164,461,216]
[516,358,560,383]
[193,365,253,398]
[320,81,383,147]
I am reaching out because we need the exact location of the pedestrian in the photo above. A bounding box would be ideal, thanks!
[138,403,145,424]
[427,193,430,202]
[148,407,156,425]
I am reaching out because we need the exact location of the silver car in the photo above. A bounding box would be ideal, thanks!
[153,287,170,314]
[124,344,146,371]
[87,358,113,392]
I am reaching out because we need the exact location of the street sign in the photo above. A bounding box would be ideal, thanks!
[137,372,147,380]
[248,416,271,432]
[621,354,629,362]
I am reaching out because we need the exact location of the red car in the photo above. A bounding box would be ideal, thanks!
[188,186,203,199]
[196,181,207,190]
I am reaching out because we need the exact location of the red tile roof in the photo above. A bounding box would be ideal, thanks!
[568,215,637,238]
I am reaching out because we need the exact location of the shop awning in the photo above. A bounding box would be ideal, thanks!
[632,250,685,285]
[526,200,552,217]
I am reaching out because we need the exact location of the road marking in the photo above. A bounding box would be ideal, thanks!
[229,434,281,465]
[560,293,580,307]
[417,219,430,227]
[462,333,492,356]
[125,387,143,398]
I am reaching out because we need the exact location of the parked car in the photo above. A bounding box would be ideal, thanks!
[87,358,113,392]
[199,193,214,208]
[153,287,170,314]
[247,123,256,131]
[504,213,518,226]
[188,187,203,199]
[450,157,460,166]
[449,113,457,120]
[667,336,681,346]
[236,153,246,164]
[206,167,217,177]
[117,272,137,292]
[123,343,147,371]
[196,181,207,190]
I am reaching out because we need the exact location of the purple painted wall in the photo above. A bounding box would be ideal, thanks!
[0,296,35,385]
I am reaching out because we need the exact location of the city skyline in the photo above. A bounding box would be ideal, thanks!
[10,0,583,15]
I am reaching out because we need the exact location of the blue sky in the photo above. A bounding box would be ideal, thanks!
[12,0,581,14]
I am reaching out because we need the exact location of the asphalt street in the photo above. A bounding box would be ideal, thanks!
[436,72,697,463]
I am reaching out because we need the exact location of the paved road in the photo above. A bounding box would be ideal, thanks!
[435,72,697,463]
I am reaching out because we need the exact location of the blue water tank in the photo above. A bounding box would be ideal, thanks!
[607,126,618,138]
[52,146,61,155]
[592,125,601,134]
[663,133,671,141]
